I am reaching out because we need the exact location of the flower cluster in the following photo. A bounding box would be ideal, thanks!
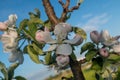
[35,23,84,68]
[90,30,120,57]
[0,14,24,64]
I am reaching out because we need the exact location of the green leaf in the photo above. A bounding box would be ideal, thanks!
[80,42,95,54]
[0,61,8,80]
[32,43,43,55]
[18,19,29,33]
[34,8,41,18]
[14,76,27,80]
[44,20,51,28]
[73,27,87,40]
[27,23,38,37]
[27,45,41,64]
[29,18,43,24]
[91,57,103,71]
[45,52,52,65]
[8,63,19,80]
[70,52,77,60]
[85,50,97,61]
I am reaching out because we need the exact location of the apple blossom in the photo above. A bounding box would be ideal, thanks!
[63,34,83,46]
[90,30,100,44]
[1,28,18,53]
[56,55,69,67]
[99,48,109,57]
[100,30,119,46]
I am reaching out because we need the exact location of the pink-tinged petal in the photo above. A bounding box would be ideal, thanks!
[99,48,109,57]
[54,23,72,41]
[43,44,58,52]
[56,44,72,55]
[35,30,54,43]
[0,22,8,31]
[90,30,100,44]
[56,55,69,67]
[63,34,83,46]
[100,30,111,42]
[8,14,17,25]
[112,44,120,53]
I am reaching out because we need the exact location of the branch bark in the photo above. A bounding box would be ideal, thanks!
[42,0,59,25]
[59,0,81,22]
[69,56,85,80]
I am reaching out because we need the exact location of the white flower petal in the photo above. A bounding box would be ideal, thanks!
[56,44,72,55]
[63,35,83,46]
[113,44,120,53]
[43,44,58,52]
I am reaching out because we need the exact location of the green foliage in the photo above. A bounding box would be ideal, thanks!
[32,43,43,55]
[27,45,41,64]
[80,42,95,54]
[45,52,53,65]
[91,57,103,71]
[8,63,19,80]
[0,61,8,80]
[14,76,27,80]
[85,49,97,61]
[72,27,87,40]
[0,62,22,80]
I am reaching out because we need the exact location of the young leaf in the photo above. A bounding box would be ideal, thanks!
[32,43,43,55]
[8,63,19,80]
[27,45,41,64]
[0,61,8,80]
[80,42,95,54]
[45,52,52,65]
[14,76,27,80]
[73,27,87,40]
[70,52,77,60]
[18,19,29,33]
[85,50,97,61]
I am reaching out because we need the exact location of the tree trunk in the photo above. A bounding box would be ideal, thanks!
[69,56,85,80]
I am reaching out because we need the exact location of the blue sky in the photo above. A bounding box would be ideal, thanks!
[0,0,120,79]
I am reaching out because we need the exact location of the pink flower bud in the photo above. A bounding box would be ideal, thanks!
[90,30,100,44]
[0,22,8,31]
[56,55,69,67]
[35,30,53,43]
[99,48,109,57]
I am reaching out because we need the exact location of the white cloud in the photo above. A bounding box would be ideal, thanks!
[77,13,109,32]
[26,68,57,80]
[82,13,92,19]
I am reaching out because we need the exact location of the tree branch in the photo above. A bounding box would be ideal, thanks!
[68,3,81,12]
[42,0,59,25]
[59,0,81,22]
